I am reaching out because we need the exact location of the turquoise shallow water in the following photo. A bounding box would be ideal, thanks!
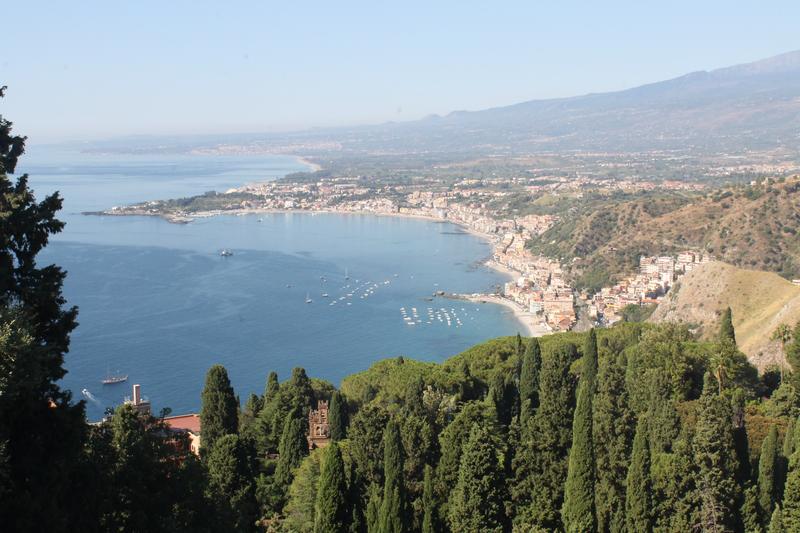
[21,148,522,419]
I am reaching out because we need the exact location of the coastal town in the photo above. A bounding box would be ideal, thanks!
[99,173,716,336]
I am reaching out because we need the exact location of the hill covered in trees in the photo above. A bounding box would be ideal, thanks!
[527,176,800,291]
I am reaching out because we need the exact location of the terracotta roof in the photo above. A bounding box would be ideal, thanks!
[163,413,201,434]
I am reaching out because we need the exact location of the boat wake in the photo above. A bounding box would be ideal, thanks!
[81,388,101,405]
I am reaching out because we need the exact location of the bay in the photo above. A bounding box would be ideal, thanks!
[20,147,523,420]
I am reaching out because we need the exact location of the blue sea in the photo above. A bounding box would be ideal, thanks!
[20,147,522,420]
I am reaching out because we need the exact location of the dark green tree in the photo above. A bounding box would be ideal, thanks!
[625,416,652,533]
[593,352,634,533]
[783,434,800,531]
[448,424,507,533]
[314,442,349,533]
[518,337,542,423]
[200,364,238,456]
[694,374,741,532]
[0,88,86,531]
[743,485,765,533]
[488,370,513,427]
[379,419,408,533]
[731,387,751,485]
[329,390,349,442]
[422,464,437,533]
[720,306,737,345]
[515,332,525,356]
[562,329,597,532]
[265,371,280,401]
[206,433,258,532]
[759,425,780,524]
[274,408,308,493]
[513,343,577,530]
[349,404,390,487]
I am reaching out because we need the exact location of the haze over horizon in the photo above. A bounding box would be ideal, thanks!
[4,1,800,143]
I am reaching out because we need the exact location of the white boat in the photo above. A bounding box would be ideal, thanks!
[305,293,313,304]
[322,293,329,298]
[220,249,233,257]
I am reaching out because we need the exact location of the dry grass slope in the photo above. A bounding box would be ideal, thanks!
[650,261,800,370]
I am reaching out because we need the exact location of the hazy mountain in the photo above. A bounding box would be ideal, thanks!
[352,49,800,154]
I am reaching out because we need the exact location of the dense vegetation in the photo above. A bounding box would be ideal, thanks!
[527,178,800,291]
[6,92,800,532]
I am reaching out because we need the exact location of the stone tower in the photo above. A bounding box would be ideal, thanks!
[307,399,331,450]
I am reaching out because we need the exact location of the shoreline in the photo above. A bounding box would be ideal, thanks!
[89,206,544,335]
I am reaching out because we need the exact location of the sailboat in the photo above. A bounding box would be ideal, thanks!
[305,292,313,304]
[344,267,350,280]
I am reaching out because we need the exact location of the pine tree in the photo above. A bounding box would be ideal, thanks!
[759,425,780,523]
[366,483,382,533]
[200,364,239,456]
[0,89,87,531]
[731,387,752,485]
[448,425,507,533]
[314,442,349,533]
[778,418,796,503]
[515,332,525,356]
[518,337,541,422]
[625,416,652,533]
[514,343,577,530]
[593,352,634,533]
[769,505,785,533]
[720,306,737,345]
[286,367,314,416]
[274,409,308,492]
[206,434,258,532]
[562,329,598,532]
[329,390,349,442]
[694,373,741,532]
[378,419,407,533]
[422,464,437,533]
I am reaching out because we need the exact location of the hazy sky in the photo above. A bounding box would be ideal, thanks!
[3,1,799,142]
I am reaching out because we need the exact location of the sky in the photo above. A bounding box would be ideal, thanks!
[2,1,800,143]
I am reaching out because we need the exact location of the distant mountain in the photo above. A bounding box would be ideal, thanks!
[353,50,800,154]
[79,50,800,158]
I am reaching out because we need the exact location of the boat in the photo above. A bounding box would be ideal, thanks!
[322,293,329,298]
[305,293,313,304]
[345,268,350,280]
[102,371,128,385]
[220,249,233,257]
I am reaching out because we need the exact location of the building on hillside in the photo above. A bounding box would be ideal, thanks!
[163,414,202,456]
[123,383,151,416]
[307,400,331,450]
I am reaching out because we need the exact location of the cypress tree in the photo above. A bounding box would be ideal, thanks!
[448,425,507,533]
[488,371,512,427]
[265,371,280,402]
[759,425,780,523]
[314,442,349,533]
[518,337,542,422]
[422,464,437,533]
[694,373,741,532]
[593,352,634,533]
[562,329,598,532]
[366,483,382,533]
[329,391,349,442]
[731,387,751,485]
[206,434,258,532]
[515,332,525,356]
[625,416,652,533]
[743,485,765,533]
[200,364,239,456]
[779,418,796,503]
[286,367,314,416]
[514,343,577,530]
[720,306,737,345]
[274,409,308,491]
[379,419,407,533]
[769,505,785,533]
[783,434,800,531]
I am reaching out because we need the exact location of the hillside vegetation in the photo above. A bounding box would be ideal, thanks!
[651,261,800,370]
[529,177,800,290]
